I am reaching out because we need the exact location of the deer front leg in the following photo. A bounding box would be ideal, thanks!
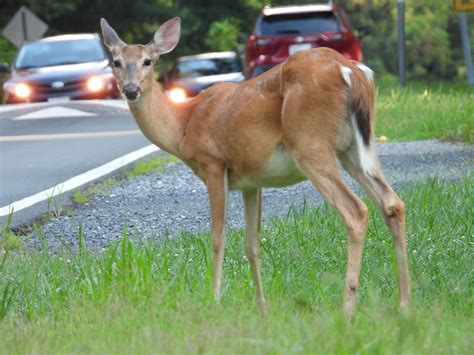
[242,188,266,313]
[206,166,229,303]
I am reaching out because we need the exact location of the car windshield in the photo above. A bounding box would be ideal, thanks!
[14,38,107,69]
[260,11,341,36]
[173,57,242,79]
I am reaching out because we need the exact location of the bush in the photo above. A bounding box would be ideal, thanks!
[205,18,241,52]
[0,35,16,65]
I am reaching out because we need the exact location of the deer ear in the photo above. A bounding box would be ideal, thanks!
[100,18,126,54]
[149,17,181,57]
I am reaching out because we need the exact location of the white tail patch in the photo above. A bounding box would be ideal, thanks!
[351,114,376,176]
[356,63,374,82]
[340,66,352,88]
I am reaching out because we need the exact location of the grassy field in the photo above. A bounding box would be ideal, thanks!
[0,81,472,353]
[0,178,472,354]
[375,80,473,143]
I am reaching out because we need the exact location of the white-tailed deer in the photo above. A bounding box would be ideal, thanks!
[101,17,410,316]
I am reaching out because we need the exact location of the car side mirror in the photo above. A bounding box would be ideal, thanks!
[0,63,11,74]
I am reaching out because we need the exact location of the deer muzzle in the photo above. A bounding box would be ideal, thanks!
[123,83,141,101]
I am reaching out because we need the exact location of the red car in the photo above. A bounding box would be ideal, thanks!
[245,3,363,78]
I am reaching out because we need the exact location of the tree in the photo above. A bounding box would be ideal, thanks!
[205,18,241,51]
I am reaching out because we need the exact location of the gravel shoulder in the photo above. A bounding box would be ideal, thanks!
[29,140,473,250]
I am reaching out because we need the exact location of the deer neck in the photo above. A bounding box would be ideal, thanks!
[127,82,186,157]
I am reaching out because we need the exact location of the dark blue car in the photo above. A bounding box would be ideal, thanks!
[2,33,119,104]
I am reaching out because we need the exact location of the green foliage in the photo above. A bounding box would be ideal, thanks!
[205,18,241,52]
[0,35,16,65]
[0,179,472,352]
[337,0,474,81]
[402,1,455,80]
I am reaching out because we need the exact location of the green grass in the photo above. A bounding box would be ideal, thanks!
[0,212,21,251]
[72,177,118,205]
[0,178,472,353]
[376,80,474,143]
[123,154,180,179]
[72,191,90,205]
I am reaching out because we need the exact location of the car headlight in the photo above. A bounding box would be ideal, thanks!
[87,76,105,92]
[87,73,114,93]
[14,83,32,98]
[168,87,187,103]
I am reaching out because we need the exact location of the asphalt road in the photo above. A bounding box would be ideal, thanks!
[0,100,152,227]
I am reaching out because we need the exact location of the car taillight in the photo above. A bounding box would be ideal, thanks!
[247,35,256,47]
[248,36,273,49]
[353,43,363,62]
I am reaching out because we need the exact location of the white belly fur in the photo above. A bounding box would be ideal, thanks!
[230,144,306,190]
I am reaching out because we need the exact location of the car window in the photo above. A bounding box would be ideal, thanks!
[173,57,242,79]
[260,11,341,36]
[14,38,107,69]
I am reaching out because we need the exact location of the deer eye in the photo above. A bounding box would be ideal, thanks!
[143,59,152,67]
[113,60,121,68]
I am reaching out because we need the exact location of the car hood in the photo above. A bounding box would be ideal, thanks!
[8,60,111,84]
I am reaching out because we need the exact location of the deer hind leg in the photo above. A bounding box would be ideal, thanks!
[292,148,369,317]
[242,188,266,313]
[206,166,229,303]
[339,145,410,310]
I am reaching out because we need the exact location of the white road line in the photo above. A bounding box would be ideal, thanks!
[0,99,128,116]
[13,106,97,120]
[0,144,160,217]
[87,99,128,110]
[0,102,52,114]
[0,130,141,142]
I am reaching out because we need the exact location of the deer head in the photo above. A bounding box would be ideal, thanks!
[100,17,181,101]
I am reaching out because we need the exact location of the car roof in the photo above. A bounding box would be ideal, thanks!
[262,4,334,17]
[177,51,237,62]
[31,33,99,44]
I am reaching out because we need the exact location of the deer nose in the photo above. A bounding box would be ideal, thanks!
[123,84,141,100]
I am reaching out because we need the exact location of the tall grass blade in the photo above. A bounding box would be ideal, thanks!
[0,282,17,320]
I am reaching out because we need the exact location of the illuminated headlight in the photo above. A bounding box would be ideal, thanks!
[87,76,105,92]
[14,83,32,98]
[168,88,187,103]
